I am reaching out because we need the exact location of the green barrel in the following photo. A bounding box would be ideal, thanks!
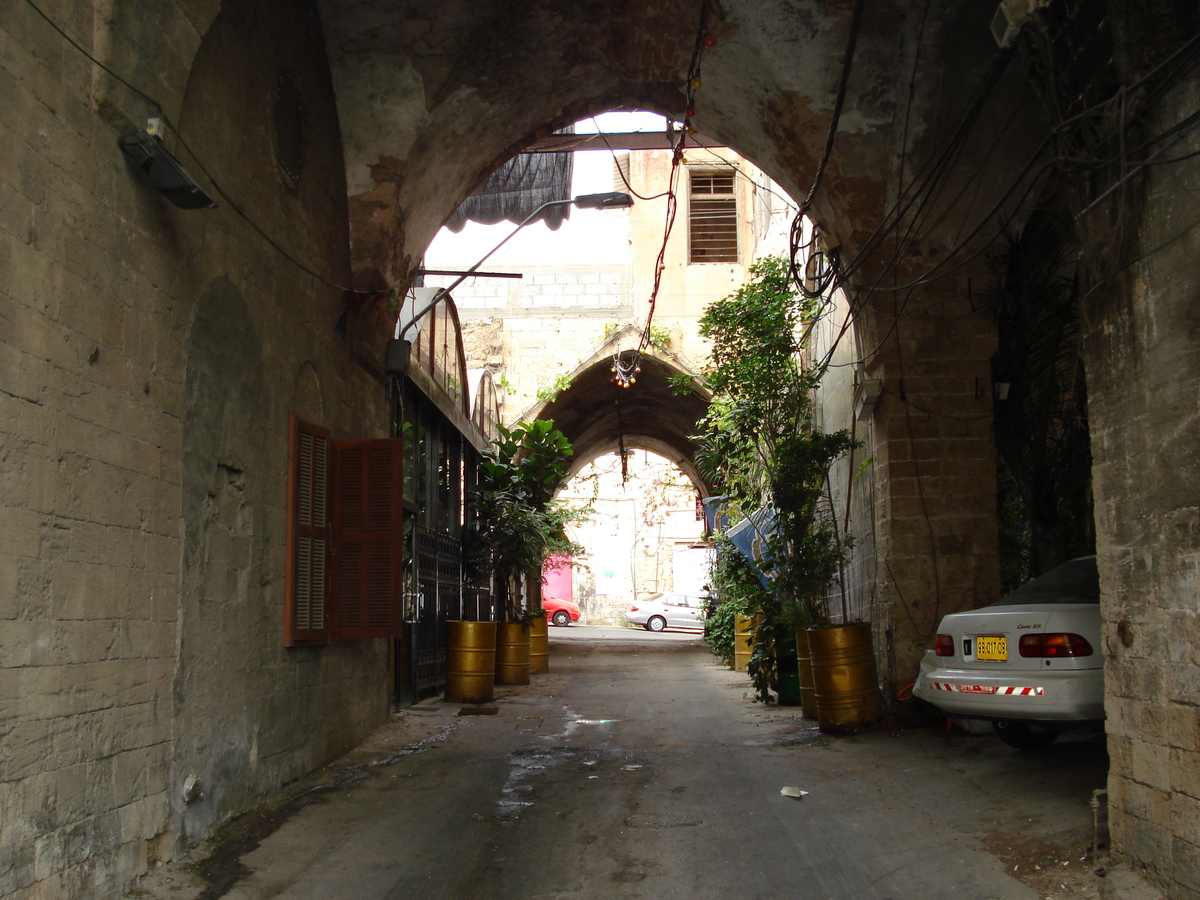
[776,631,801,705]
[795,627,817,719]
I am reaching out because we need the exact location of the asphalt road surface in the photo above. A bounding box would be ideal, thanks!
[136,626,1111,900]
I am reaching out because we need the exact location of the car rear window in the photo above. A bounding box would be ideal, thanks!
[991,556,1099,606]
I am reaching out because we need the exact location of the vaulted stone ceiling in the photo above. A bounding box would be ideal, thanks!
[314,0,1057,474]
[315,0,1040,295]
[538,352,713,492]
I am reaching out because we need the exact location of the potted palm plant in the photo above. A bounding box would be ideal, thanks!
[469,421,577,685]
[692,256,872,729]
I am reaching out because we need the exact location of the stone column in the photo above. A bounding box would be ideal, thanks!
[857,276,1001,707]
[1080,74,1200,894]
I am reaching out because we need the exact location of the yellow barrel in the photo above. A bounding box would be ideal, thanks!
[529,616,549,674]
[808,622,882,734]
[795,627,817,719]
[733,615,756,672]
[445,621,497,704]
[495,622,531,685]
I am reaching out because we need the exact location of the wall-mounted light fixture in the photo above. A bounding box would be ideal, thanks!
[118,120,216,210]
[853,379,882,421]
[386,192,634,371]
[990,0,1032,48]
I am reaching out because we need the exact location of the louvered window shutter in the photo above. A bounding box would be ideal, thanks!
[286,413,332,645]
[331,439,405,639]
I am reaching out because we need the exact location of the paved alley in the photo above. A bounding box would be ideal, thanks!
[134,628,1110,900]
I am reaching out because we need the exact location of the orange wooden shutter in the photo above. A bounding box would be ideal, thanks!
[331,439,405,639]
[286,413,332,645]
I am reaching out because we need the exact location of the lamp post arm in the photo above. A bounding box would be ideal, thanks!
[395,192,631,343]
[398,198,574,342]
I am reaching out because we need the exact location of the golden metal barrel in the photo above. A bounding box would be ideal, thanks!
[795,627,817,719]
[445,621,497,704]
[733,615,756,672]
[529,616,549,674]
[495,622,531,685]
[808,622,882,734]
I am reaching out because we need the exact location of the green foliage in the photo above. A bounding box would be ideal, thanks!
[746,615,781,704]
[602,322,620,340]
[669,373,698,396]
[704,535,768,662]
[984,211,1093,576]
[471,421,575,622]
[695,255,859,629]
[997,480,1032,593]
[536,374,573,403]
[496,374,516,395]
[647,325,673,352]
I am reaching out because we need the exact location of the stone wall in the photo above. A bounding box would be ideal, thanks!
[1083,73,1200,898]
[0,3,394,898]
[810,285,878,628]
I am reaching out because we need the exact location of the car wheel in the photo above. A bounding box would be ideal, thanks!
[994,720,1059,751]
[647,616,666,632]
[552,610,570,627]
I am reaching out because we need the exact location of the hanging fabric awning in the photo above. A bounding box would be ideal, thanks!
[444,127,575,233]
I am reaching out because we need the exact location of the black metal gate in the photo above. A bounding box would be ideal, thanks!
[413,527,464,695]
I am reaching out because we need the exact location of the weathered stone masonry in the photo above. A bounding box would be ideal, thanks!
[1,3,393,898]
[3,3,1200,899]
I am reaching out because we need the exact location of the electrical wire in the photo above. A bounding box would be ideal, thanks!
[797,0,867,218]
[23,0,161,113]
[613,0,713,389]
[828,41,1200,370]
[160,118,353,292]
[24,0,354,294]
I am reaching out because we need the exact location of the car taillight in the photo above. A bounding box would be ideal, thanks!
[629,606,638,612]
[934,634,955,657]
[1019,633,1094,657]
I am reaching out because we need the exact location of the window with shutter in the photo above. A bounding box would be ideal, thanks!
[331,439,405,639]
[286,413,332,645]
[689,170,738,263]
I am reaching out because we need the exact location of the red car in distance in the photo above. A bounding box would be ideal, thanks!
[543,598,581,626]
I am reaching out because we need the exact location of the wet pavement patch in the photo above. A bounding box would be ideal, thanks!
[458,707,499,716]
[624,814,704,828]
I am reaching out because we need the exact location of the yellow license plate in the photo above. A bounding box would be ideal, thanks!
[976,636,1007,661]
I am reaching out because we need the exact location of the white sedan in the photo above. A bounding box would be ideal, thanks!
[913,556,1102,749]
[626,593,707,632]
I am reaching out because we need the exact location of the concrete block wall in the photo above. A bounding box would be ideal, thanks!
[1083,74,1200,898]
[440,265,716,421]
[0,3,394,898]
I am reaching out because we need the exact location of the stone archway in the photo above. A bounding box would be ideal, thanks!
[525,335,712,496]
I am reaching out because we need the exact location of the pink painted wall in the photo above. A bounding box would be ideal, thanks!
[542,556,573,600]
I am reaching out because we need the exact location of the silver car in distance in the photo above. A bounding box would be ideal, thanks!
[625,593,707,632]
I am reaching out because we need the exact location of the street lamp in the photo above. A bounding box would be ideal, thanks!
[388,192,635,370]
